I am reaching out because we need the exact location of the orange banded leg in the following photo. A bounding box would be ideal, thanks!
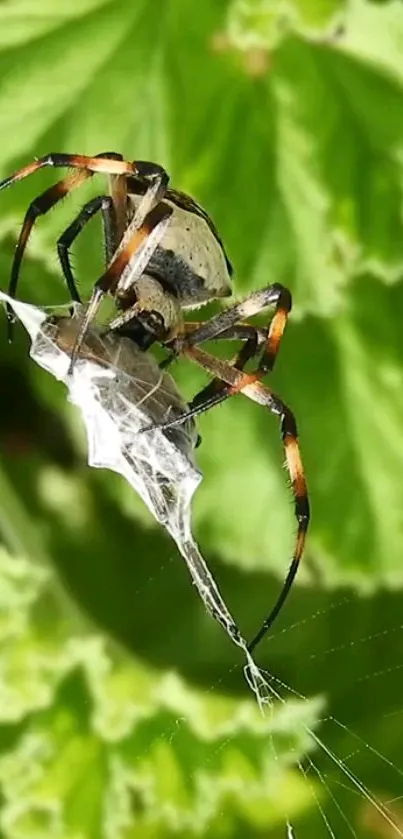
[188,346,309,650]
[4,152,168,307]
[159,320,267,371]
[5,152,126,339]
[156,344,309,650]
[165,284,292,414]
[2,151,168,329]
[151,322,268,419]
[137,331,264,440]
[108,172,128,243]
[182,320,267,343]
[6,170,92,338]
[182,282,291,372]
[67,201,173,374]
[0,153,168,192]
[259,284,291,373]
[96,201,173,295]
[184,327,265,410]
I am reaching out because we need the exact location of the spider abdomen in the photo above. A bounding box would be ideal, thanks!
[127,190,232,307]
[146,245,223,308]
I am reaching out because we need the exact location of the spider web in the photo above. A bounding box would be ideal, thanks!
[140,587,403,839]
[254,598,403,839]
[0,291,270,706]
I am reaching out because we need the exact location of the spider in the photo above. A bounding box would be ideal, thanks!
[0,151,310,652]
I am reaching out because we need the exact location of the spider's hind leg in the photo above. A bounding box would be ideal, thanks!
[180,282,292,376]
[183,345,310,652]
[152,342,310,649]
[148,322,267,428]
[157,281,292,428]
[186,325,265,418]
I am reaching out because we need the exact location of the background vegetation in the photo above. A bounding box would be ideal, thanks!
[0,0,403,836]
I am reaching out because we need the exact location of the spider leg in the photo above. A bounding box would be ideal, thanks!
[57,195,119,301]
[179,295,289,413]
[67,202,173,374]
[156,283,292,426]
[7,149,168,336]
[159,321,266,370]
[125,168,169,230]
[178,282,292,374]
[102,155,169,258]
[6,170,91,338]
[183,345,309,651]
[106,165,169,280]
[147,344,309,646]
[97,201,173,296]
[108,167,127,244]
[0,153,168,192]
[5,152,126,340]
[62,163,170,372]
[141,329,265,430]
[182,321,266,344]
[152,319,268,424]
[187,333,261,410]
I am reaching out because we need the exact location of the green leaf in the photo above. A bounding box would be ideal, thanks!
[0,548,321,838]
[1,2,403,837]
[227,0,346,50]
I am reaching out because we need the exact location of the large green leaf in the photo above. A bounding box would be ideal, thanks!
[1,1,403,837]
[0,548,323,838]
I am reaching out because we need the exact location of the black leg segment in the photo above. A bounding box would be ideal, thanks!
[57,195,118,303]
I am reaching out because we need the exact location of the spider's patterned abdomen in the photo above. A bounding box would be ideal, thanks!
[127,188,233,308]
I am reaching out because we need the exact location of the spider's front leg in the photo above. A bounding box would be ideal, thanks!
[157,283,292,425]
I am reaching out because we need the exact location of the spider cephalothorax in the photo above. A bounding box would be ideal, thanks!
[0,151,310,651]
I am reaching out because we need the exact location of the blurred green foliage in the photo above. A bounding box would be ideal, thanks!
[0,0,403,837]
